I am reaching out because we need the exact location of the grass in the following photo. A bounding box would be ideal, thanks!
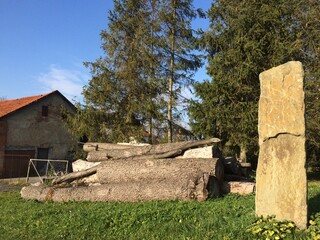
[0,181,319,240]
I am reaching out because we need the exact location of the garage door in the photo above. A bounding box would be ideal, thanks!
[3,150,35,178]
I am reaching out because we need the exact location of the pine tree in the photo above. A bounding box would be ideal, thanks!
[65,0,167,143]
[300,0,320,168]
[159,0,202,142]
[189,0,311,162]
[64,0,202,144]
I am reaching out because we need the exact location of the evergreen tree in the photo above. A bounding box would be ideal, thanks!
[65,0,202,144]
[65,0,167,143]
[189,0,317,162]
[159,0,202,142]
[300,0,320,168]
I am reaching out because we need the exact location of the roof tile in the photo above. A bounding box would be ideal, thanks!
[0,91,55,118]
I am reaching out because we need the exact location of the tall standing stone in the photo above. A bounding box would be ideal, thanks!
[256,61,307,229]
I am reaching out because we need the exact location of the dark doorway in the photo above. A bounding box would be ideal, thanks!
[3,150,35,178]
[36,148,49,175]
[37,148,49,159]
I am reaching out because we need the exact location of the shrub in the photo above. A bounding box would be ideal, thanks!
[246,216,298,240]
[307,213,320,239]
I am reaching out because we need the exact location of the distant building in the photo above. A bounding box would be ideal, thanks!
[172,122,195,142]
[0,90,75,178]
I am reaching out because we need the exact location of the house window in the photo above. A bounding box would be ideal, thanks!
[37,148,49,159]
[42,106,48,117]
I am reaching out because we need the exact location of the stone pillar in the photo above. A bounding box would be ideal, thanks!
[255,61,307,229]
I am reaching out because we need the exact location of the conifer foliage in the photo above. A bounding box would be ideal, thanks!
[65,0,201,143]
[189,0,320,162]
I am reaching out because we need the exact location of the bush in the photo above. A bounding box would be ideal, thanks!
[307,213,320,239]
[246,216,298,240]
[247,213,320,240]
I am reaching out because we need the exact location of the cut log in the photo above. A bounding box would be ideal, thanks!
[87,138,221,162]
[83,142,140,152]
[221,181,255,195]
[86,148,183,161]
[96,158,224,184]
[53,157,223,186]
[21,174,218,202]
[52,166,98,185]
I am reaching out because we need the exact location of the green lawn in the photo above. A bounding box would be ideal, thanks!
[0,181,319,240]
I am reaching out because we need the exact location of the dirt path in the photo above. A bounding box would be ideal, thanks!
[0,183,22,192]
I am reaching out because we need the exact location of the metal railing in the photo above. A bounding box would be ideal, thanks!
[26,159,69,183]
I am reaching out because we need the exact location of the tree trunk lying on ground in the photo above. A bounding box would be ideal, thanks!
[83,142,145,152]
[22,174,220,202]
[22,138,228,202]
[52,166,99,185]
[86,138,221,162]
[96,158,224,184]
[52,157,223,185]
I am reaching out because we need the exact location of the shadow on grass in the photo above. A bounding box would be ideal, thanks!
[308,193,320,217]
[307,171,320,181]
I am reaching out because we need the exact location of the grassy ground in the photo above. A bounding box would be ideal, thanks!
[0,181,319,240]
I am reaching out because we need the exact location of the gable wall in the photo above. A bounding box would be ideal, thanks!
[4,93,75,160]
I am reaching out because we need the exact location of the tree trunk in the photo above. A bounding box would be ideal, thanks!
[167,0,177,143]
[96,158,224,184]
[239,145,247,163]
[83,142,142,152]
[86,138,221,162]
[22,174,217,202]
[52,166,99,185]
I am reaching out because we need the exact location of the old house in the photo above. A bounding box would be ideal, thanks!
[0,90,76,178]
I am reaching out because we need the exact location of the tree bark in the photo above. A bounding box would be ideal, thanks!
[96,158,224,184]
[167,0,177,143]
[86,138,221,162]
[52,166,99,185]
[22,174,216,202]
[53,156,223,186]
[83,142,143,152]
[239,145,247,163]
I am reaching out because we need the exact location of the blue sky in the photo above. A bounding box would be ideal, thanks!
[0,0,212,102]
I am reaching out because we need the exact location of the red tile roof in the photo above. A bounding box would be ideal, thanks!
[0,91,57,118]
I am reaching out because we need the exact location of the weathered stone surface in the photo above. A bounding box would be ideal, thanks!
[221,181,255,195]
[176,146,213,158]
[256,61,307,229]
[258,61,305,144]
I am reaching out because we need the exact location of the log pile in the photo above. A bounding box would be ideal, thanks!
[21,138,255,202]
[21,138,233,202]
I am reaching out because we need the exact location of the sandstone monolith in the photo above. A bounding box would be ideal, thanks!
[256,61,307,229]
